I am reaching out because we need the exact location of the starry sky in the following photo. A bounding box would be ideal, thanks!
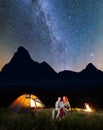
[0,0,103,72]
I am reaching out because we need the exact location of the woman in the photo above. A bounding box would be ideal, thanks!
[63,96,71,113]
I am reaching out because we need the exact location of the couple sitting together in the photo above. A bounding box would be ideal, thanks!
[52,96,71,120]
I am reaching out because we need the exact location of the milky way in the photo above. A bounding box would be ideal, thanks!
[0,0,103,72]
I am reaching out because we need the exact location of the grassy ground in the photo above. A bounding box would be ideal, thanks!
[0,108,103,130]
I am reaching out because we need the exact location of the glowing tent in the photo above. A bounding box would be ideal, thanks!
[9,94,45,112]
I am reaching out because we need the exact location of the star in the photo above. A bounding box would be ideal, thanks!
[75,29,78,33]
[68,16,72,20]
[90,53,94,57]
[0,0,103,72]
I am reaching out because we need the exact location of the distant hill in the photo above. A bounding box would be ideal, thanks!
[0,46,103,108]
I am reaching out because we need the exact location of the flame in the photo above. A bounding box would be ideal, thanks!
[71,103,94,112]
[84,103,92,112]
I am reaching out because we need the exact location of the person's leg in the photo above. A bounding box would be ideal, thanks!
[60,109,64,120]
[56,110,60,120]
[52,109,56,120]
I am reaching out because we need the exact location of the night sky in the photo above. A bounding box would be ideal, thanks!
[0,0,103,72]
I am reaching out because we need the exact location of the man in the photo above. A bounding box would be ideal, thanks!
[52,97,61,120]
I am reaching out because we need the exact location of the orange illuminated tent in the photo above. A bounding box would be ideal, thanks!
[9,94,45,112]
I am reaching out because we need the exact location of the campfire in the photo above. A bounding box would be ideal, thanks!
[84,103,92,112]
[71,103,94,112]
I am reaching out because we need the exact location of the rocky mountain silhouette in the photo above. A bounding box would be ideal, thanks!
[79,63,103,78]
[0,46,57,81]
[0,46,103,86]
[0,46,103,108]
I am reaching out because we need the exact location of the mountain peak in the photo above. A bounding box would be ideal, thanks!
[79,62,101,77]
[16,46,31,58]
[1,46,57,79]
[86,63,97,70]
[18,46,27,52]
[10,46,31,63]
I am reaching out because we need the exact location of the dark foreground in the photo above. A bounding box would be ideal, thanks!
[0,108,103,130]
